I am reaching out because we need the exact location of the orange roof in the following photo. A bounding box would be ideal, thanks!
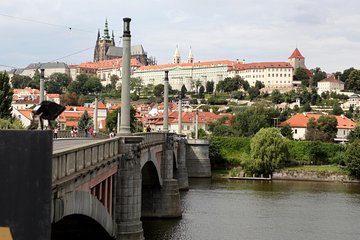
[47,94,60,98]
[13,87,40,95]
[71,58,143,70]
[17,109,33,120]
[137,60,236,71]
[234,62,292,70]
[279,113,355,129]
[288,48,304,59]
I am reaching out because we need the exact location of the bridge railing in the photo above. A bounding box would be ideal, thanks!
[52,137,121,184]
[134,132,166,148]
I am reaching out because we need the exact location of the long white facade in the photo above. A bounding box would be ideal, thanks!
[133,60,234,91]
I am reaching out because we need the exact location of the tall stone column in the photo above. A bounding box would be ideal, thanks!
[119,18,132,134]
[94,95,98,133]
[178,98,182,134]
[163,71,169,132]
[40,69,45,103]
[115,136,144,240]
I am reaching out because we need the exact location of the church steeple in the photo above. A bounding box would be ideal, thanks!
[187,46,194,63]
[111,30,115,45]
[103,18,110,39]
[173,45,181,64]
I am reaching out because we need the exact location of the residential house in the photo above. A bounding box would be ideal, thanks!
[317,75,344,95]
[279,113,356,141]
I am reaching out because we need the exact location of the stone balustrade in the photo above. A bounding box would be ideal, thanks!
[52,137,121,185]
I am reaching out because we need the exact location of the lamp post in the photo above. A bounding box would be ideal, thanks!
[119,17,132,134]
[178,95,182,134]
[194,104,205,139]
[39,69,45,103]
[163,70,169,132]
[94,95,98,133]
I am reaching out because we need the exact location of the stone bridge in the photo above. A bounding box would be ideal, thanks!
[51,132,210,239]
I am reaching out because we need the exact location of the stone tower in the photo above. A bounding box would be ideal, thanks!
[93,19,115,62]
[173,45,181,64]
[187,47,194,63]
[288,48,305,69]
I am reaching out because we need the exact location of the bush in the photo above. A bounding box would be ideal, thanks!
[344,140,360,179]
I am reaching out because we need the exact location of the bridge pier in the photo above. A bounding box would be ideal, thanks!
[115,137,144,240]
[176,137,189,190]
[186,139,211,177]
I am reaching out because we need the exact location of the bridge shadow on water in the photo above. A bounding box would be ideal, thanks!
[51,214,113,240]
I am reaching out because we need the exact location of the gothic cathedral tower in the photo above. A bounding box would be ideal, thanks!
[93,19,115,62]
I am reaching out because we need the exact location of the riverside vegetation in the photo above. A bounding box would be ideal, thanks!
[209,130,360,180]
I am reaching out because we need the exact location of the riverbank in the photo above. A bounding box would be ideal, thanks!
[212,166,360,183]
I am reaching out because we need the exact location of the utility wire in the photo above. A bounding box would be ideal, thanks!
[49,47,94,62]
[0,12,93,33]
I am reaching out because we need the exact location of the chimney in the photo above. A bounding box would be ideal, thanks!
[303,112,307,116]
[242,59,246,64]
[341,114,345,119]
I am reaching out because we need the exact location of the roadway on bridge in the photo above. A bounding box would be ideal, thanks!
[53,138,104,152]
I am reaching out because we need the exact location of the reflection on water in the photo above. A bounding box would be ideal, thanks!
[143,178,360,240]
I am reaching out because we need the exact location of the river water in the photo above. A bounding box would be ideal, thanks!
[143,178,360,240]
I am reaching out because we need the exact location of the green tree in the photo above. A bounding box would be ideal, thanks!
[0,71,13,119]
[340,67,355,82]
[344,140,360,179]
[347,125,360,143]
[311,67,327,86]
[212,125,235,136]
[294,68,309,82]
[0,118,24,129]
[180,84,187,99]
[271,89,284,104]
[60,92,85,106]
[77,110,93,130]
[199,85,205,98]
[84,76,103,94]
[153,84,164,98]
[248,128,289,176]
[130,77,142,96]
[302,102,312,112]
[205,81,214,93]
[233,104,276,137]
[110,75,119,89]
[332,104,344,115]
[106,107,139,133]
[307,141,326,165]
[280,123,293,140]
[11,74,32,88]
[345,69,360,91]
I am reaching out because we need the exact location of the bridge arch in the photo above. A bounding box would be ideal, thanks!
[52,191,114,237]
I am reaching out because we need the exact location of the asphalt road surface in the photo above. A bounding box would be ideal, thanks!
[53,138,104,152]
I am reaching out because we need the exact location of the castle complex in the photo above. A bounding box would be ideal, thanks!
[93,19,155,66]
[133,47,311,92]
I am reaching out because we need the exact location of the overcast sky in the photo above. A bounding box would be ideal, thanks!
[1,0,359,73]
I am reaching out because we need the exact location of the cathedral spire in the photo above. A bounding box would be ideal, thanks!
[103,18,110,39]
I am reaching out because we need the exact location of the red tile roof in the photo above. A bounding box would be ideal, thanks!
[17,109,33,120]
[234,62,292,70]
[288,48,304,59]
[319,75,344,84]
[279,113,355,129]
[70,58,143,70]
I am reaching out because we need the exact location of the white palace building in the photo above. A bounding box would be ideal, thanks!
[132,47,310,92]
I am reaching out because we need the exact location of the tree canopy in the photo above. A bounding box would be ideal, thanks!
[344,140,360,179]
[247,128,289,176]
[0,71,13,119]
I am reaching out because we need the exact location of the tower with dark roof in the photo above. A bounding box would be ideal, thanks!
[93,19,116,62]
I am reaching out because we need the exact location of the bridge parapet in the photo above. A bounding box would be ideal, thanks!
[134,132,166,148]
[52,138,121,185]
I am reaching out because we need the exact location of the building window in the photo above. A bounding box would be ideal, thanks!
[294,129,297,134]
